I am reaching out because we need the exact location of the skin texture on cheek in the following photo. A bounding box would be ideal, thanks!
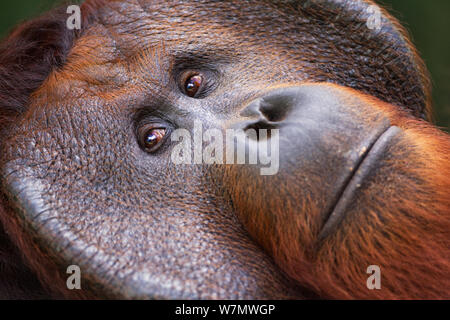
[0,52,306,299]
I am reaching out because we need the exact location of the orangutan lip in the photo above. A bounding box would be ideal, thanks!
[318,126,401,240]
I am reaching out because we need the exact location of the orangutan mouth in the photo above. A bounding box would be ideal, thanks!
[319,126,401,239]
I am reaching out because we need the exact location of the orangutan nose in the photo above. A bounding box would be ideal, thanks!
[240,89,295,123]
[227,84,396,235]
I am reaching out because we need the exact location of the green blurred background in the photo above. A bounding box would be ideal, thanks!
[0,0,449,131]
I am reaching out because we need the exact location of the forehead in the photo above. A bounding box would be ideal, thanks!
[33,0,311,107]
[32,0,429,119]
[81,0,287,58]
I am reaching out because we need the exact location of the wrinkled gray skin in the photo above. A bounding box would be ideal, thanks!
[0,0,429,299]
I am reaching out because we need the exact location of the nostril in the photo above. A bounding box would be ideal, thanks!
[244,121,278,140]
[239,92,293,122]
[259,95,293,122]
[238,88,298,140]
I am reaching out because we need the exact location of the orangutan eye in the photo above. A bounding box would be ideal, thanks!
[184,74,204,98]
[138,124,168,153]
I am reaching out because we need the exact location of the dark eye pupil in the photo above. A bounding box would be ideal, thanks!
[185,75,203,97]
[146,134,157,145]
[144,128,166,149]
